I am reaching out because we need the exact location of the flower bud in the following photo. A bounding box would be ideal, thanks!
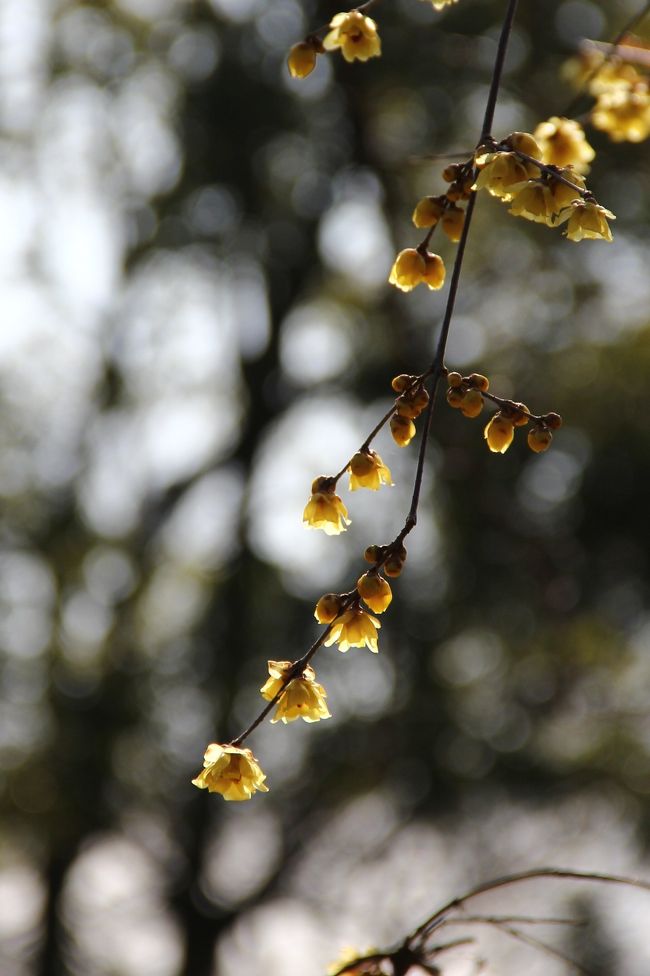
[543,412,563,430]
[314,593,345,624]
[287,41,319,79]
[412,196,444,229]
[467,373,489,392]
[384,555,404,578]
[357,573,393,614]
[527,426,553,453]
[441,205,465,243]
[364,545,382,564]
[447,371,463,388]
[459,389,484,418]
[391,373,415,393]
[447,388,465,408]
[509,402,530,427]
[390,413,416,447]
[484,413,515,453]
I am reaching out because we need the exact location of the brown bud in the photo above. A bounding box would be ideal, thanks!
[467,373,489,392]
[543,412,563,430]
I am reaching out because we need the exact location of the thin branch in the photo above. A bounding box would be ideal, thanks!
[480,0,520,141]
[439,914,584,928]
[407,868,650,947]
[492,921,593,975]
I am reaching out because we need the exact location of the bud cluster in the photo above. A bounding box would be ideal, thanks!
[446,369,562,455]
[390,374,430,447]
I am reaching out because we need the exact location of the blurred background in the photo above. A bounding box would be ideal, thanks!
[1,0,650,974]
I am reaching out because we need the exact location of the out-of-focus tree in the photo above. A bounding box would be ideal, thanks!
[1,1,650,975]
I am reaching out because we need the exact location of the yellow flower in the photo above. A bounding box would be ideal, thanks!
[533,116,595,173]
[388,249,445,292]
[357,573,392,613]
[323,11,381,63]
[314,592,345,624]
[192,743,269,800]
[484,413,515,454]
[390,413,416,447]
[561,200,615,242]
[508,182,552,224]
[421,0,459,9]
[324,606,381,653]
[303,477,350,535]
[441,204,465,242]
[591,85,650,143]
[260,661,331,724]
[412,196,445,228]
[348,449,393,491]
[287,40,319,79]
[545,168,586,223]
[474,152,531,201]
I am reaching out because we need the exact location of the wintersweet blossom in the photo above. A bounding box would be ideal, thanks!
[324,606,381,653]
[348,450,393,491]
[357,573,392,613]
[260,661,331,724]
[533,117,595,172]
[592,85,650,143]
[192,743,269,800]
[287,40,319,79]
[303,477,350,535]
[484,413,515,454]
[388,248,445,292]
[323,11,381,63]
[474,152,531,201]
[561,200,615,242]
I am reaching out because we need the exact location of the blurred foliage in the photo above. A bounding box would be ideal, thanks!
[1,0,650,975]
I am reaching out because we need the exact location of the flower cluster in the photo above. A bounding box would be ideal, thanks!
[565,43,650,143]
[389,159,475,294]
[474,129,615,242]
[446,369,562,454]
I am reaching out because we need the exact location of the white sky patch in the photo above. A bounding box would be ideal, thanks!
[247,397,360,592]
[319,198,394,292]
[280,300,354,384]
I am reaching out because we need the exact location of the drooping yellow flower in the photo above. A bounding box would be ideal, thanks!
[323,11,381,63]
[388,249,445,292]
[303,477,350,535]
[388,248,424,291]
[474,152,532,201]
[591,84,650,143]
[192,743,269,800]
[441,204,465,242]
[348,449,393,491]
[504,131,544,162]
[260,661,331,724]
[545,168,586,224]
[508,182,552,224]
[484,413,515,454]
[390,413,416,447]
[533,116,595,173]
[561,200,615,242]
[287,40,319,79]
[412,196,445,228]
[357,572,392,613]
[324,606,381,653]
